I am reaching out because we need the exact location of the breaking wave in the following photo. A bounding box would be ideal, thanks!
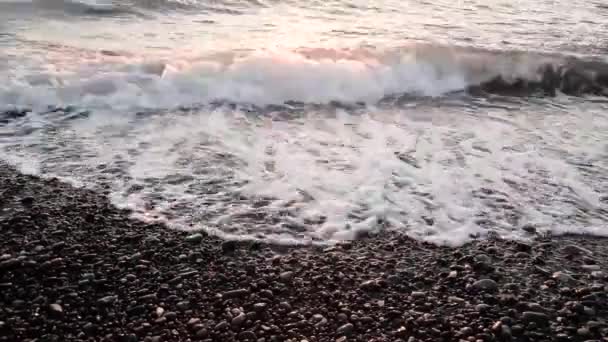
[3,44,608,113]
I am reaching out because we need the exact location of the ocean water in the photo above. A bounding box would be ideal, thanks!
[0,0,607,245]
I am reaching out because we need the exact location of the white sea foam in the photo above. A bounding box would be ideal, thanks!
[2,97,607,245]
[1,47,607,245]
[0,49,475,112]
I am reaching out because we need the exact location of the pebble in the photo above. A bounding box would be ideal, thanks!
[215,321,229,331]
[577,327,591,337]
[475,304,491,312]
[253,303,267,312]
[522,224,537,234]
[279,271,294,282]
[184,233,204,243]
[336,323,354,336]
[448,296,465,304]
[553,271,576,284]
[238,331,257,340]
[97,295,117,305]
[232,312,246,328]
[360,279,381,291]
[581,265,601,271]
[591,271,605,279]
[472,279,498,292]
[561,245,593,256]
[411,291,427,298]
[222,289,250,298]
[521,311,549,325]
[48,304,63,316]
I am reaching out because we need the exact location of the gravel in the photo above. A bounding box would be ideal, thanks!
[0,163,607,341]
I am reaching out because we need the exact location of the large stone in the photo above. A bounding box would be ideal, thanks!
[472,279,498,292]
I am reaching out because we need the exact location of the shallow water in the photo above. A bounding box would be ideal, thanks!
[1,0,607,244]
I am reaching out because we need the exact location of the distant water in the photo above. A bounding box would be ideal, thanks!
[0,0,607,245]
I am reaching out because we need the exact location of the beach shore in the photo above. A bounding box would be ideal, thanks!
[0,163,606,341]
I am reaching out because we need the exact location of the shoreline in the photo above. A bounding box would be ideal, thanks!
[0,163,607,341]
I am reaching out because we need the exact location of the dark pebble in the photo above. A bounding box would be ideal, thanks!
[472,279,498,292]
[521,311,549,325]
[222,288,249,299]
[336,323,354,336]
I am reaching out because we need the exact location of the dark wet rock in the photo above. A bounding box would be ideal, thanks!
[471,279,498,292]
[48,304,63,316]
[214,321,229,331]
[185,233,204,243]
[231,312,246,328]
[336,323,354,336]
[521,311,549,325]
[238,330,257,340]
[522,224,537,234]
[252,303,267,312]
[553,271,576,284]
[561,244,593,256]
[222,289,250,299]
[97,295,118,305]
[360,279,383,292]
[279,271,294,282]
[221,240,237,254]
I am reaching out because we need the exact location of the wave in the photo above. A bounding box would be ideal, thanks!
[0,0,254,17]
[2,44,608,112]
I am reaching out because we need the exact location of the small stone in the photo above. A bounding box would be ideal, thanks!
[155,307,165,317]
[459,327,473,336]
[164,312,177,321]
[253,303,267,312]
[0,258,20,270]
[360,279,381,292]
[187,318,201,326]
[215,321,229,331]
[583,306,596,316]
[127,305,146,317]
[577,327,591,337]
[476,304,491,312]
[448,296,465,304]
[83,322,96,334]
[411,291,427,299]
[500,325,512,338]
[553,271,576,284]
[222,289,249,299]
[522,224,536,234]
[232,312,246,328]
[185,233,204,243]
[48,304,63,316]
[581,265,601,271]
[97,296,117,305]
[492,321,502,332]
[475,254,491,264]
[176,301,189,311]
[279,302,292,311]
[591,271,605,279]
[336,313,348,322]
[279,271,294,282]
[521,311,549,325]
[472,279,498,292]
[448,271,458,278]
[561,245,592,256]
[238,331,257,340]
[195,328,208,337]
[221,240,237,254]
[336,323,354,336]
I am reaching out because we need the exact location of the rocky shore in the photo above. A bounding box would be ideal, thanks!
[0,163,607,342]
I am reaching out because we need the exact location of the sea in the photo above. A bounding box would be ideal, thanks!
[0,0,607,245]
